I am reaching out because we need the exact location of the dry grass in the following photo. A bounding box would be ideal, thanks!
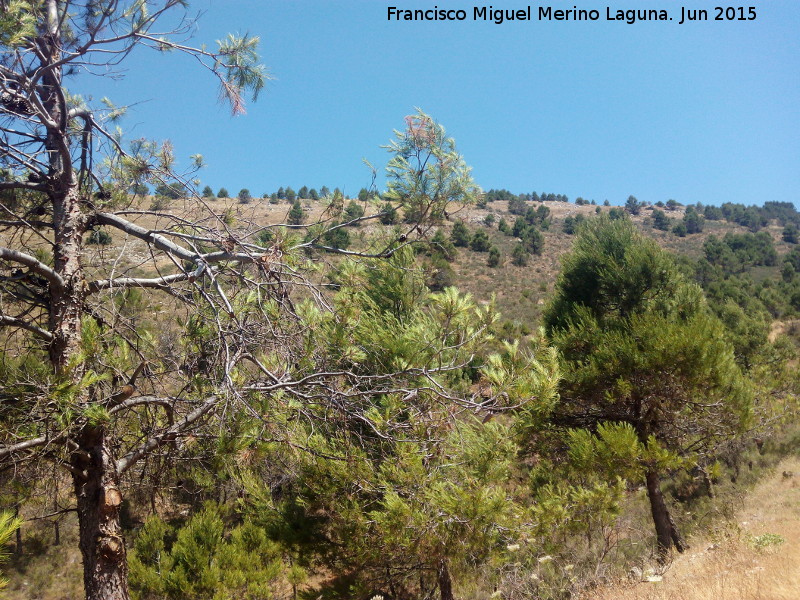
[586,457,800,600]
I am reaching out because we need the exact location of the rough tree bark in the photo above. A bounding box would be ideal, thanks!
[645,469,687,561]
[437,558,454,600]
[73,426,129,600]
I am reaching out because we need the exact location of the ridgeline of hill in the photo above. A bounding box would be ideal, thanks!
[105,193,800,340]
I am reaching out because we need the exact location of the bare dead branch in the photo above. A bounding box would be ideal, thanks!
[0,246,65,291]
[117,395,219,474]
[0,314,53,340]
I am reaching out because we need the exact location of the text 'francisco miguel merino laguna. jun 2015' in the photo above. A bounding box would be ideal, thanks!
[386,5,758,25]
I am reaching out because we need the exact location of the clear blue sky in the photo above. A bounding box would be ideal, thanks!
[81,1,800,206]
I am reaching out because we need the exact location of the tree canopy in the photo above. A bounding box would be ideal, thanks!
[544,217,752,558]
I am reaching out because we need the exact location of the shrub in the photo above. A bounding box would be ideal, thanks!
[288,200,304,225]
[379,202,398,225]
[470,230,491,252]
[488,246,500,267]
[87,229,112,245]
[451,221,471,247]
[344,200,365,223]
[511,243,528,266]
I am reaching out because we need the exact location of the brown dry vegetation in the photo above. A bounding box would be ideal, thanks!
[85,195,792,330]
[586,457,800,600]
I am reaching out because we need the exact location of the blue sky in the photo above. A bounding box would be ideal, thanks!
[81,1,800,206]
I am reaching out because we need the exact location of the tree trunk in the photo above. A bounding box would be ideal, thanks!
[14,505,22,555]
[437,558,454,600]
[48,184,86,374]
[72,425,130,600]
[645,469,687,562]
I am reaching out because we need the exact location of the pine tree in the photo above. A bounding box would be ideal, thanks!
[237,255,560,600]
[288,200,304,225]
[379,202,398,225]
[488,246,500,267]
[470,230,491,252]
[544,217,752,559]
[383,110,479,226]
[511,243,528,266]
[652,208,671,231]
[344,200,365,223]
[430,229,456,262]
[451,221,471,247]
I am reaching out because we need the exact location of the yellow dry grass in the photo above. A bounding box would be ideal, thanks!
[587,457,800,600]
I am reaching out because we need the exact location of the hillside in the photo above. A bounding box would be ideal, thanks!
[105,194,797,330]
[588,456,800,600]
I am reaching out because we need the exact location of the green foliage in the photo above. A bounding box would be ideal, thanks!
[237,188,251,203]
[511,243,528,266]
[0,1,36,47]
[652,208,671,231]
[625,195,642,215]
[130,182,149,196]
[512,218,545,256]
[201,185,215,198]
[666,199,681,210]
[383,110,479,226]
[567,422,684,481]
[214,33,268,115]
[343,200,365,223]
[545,217,681,331]
[429,229,456,262]
[672,220,687,237]
[704,205,723,220]
[783,224,799,244]
[87,229,112,245]
[704,232,777,273]
[288,200,304,225]
[563,214,585,235]
[322,224,350,250]
[154,182,183,199]
[129,504,284,600]
[508,194,528,215]
[285,187,296,202]
[379,202,398,225]
[488,246,500,267]
[683,206,705,234]
[747,532,785,551]
[450,220,471,247]
[0,511,23,592]
[217,187,229,198]
[608,207,626,220]
[427,256,455,291]
[470,229,491,252]
[544,216,752,550]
